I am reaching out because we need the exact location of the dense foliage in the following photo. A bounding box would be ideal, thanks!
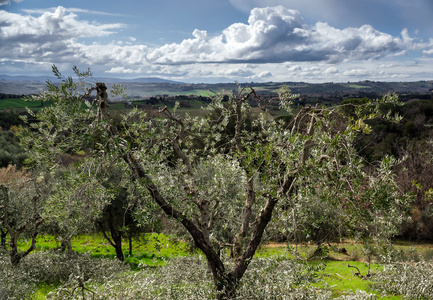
[373,262,433,299]
[0,66,428,299]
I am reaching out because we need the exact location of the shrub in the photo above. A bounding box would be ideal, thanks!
[0,249,36,300]
[335,290,377,299]
[19,250,129,284]
[0,250,129,299]
[372,262,433,299]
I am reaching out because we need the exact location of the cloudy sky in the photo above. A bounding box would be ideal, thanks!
[1,0,433,83]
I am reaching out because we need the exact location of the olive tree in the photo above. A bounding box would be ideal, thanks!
[41,161,111,254]
[275,96,413,251]
[0,165,44,265]
[20,66,412,299]
[94,165,153,261]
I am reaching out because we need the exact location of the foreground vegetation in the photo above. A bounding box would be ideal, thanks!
[1,66,433,299]
[2,233,433,299]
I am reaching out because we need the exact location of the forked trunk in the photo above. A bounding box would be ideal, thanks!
[10,250,24,266]
[8,226,42,266]
[100,227,124,261]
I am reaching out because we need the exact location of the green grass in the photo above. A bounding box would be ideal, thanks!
[18,233,193,267]
[319,261,401,299]
[345,84,370,89]
[254,242,406,298]
[0,98,50,110]
[17,235,59,251]
[140,89,215,97]
[30,283,60,300]
[176,89,215,97]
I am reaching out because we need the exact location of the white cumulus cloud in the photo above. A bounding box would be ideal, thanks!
[325,67,339,74]
[146,6,406,65]
[106,66,137,74]
[0,6,126,65]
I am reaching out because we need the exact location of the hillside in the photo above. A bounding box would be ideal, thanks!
[1,75,432,101]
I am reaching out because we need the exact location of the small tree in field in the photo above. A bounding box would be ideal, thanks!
[94,165,150,261]
[0,165,44,265]
[19,66,412,299]
[41,161,112,254]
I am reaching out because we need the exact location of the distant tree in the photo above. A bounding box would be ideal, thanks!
[95,167,152,261]
[40,162,111,254]
[0,165,44,265]
[96,187,131,261]
[0,130,27,168]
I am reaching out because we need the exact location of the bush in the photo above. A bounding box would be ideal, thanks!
[19,251,129,284]
[0,249,35,300]
[0,250,129,299]
[335,290,377,299]
[372,262,433,299]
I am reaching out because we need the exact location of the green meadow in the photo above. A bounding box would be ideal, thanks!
[7,234,431,299]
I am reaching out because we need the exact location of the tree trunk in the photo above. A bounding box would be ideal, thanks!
[61,238,73,255]
[113,236,124,261]
[129,236,132,256]
[110,223,124,261]
[233,177,255,261]
[9,231,23,265]
[230,195,278,283]
[0,229,7,248]
[214,272,238,300]
[100,226,124,261]
[8,219,43,266]
[10,251,24,266]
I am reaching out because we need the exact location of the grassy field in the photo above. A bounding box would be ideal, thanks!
[0,98,44,109]
[18,233,193,267]
[253,240,433,299]
[0,95,284,122]
[13,234,433,299]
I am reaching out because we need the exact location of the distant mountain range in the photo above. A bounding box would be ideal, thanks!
[0,75,182,84]
[0,75,184,95]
